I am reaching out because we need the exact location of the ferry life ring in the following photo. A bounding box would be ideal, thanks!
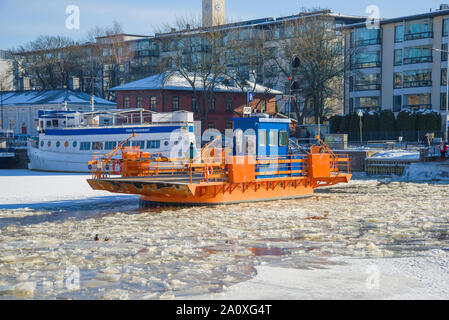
[112,160,122,175]
[160,156,169,162]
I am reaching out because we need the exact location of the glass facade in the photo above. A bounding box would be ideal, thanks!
[403,70,432,88]
[404,94,431,109]
[351,51,381,69]
[352,28,381,47]
[404,18,433,40]
[403,46,432,64]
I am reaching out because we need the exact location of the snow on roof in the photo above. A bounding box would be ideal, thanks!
[0,89,116,107]
[109,72,283,95]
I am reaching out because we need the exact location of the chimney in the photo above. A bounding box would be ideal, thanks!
[69,76,80,91]
[19,77,30,91]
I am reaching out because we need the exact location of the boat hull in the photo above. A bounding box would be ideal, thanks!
[87,174,351,207]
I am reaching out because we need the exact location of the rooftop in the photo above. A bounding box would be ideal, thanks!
[109,72,284,95]
[0,89,116,107]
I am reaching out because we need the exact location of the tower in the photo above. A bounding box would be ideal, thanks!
[202,0,226,27]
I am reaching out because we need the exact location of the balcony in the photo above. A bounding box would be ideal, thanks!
[402,104,432,110]
[350,61,381,69]
[402,80,432,88]
[404,31,433,41]
[403,56,432,65]
[354,84,381,91]
[352,38,381,47]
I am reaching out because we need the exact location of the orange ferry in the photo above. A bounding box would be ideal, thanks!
[87,115,351,207]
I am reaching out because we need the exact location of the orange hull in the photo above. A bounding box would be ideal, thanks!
[87,173,351,206]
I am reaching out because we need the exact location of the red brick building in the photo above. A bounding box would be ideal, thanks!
[110,73,283,132]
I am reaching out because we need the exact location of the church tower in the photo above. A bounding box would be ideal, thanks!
[202,0,226,27]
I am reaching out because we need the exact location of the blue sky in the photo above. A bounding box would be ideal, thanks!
[0,0,447,49]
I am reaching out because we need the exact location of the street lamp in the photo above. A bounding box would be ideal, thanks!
[358,109,363,146]
[432,47,449,143]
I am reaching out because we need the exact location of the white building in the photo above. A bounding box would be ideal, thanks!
[342,4,449,115]
[0,89,116,136]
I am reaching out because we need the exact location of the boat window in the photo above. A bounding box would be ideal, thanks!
[47,141,51,147]
[56,141,60,148]
[52,120,58,127]
[164,141,170,147]
[73,141,78,148]
[131,140,145,148]
[235,129,243,154]
[80,142,91,151]
[64,141,69,148]
[245,135,256,155]
[259,130,267,147]
[279,131,288,147]
[147,140,160,149]
[92,142,104,150]
[123,141,131,147]
[46,121,51,127]
[40,141,44,147]
[269,130,277,147]
[105,141,117,150]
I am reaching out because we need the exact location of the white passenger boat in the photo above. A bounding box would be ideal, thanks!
[27,109,198,173]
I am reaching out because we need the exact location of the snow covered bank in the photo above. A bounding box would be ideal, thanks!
[402,162,449,182]
[0,170,136,209]
[195,250,449,300]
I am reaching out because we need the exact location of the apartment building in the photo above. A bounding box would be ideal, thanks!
[343,4,449,115]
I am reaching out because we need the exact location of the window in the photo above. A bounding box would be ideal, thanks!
[355,97,379,111]
[40,141,44,147]
[442,69,447,86]
[351,51,381,69]
[105,141,117,150]
[441,93,448,111]
[444,18,449,37]
[404,94,431,109]
[137,97,143,108]
[52,119,58,127]
[92,142,103,150]
[259,130,267,147]
[225,122,233,129]
[192,97,199,112]
[73,141,77,148]
[442,44,448,61]
[355,73,381,90]
[123,97,130,108]
[147,140,161,149]
[208,98,215,112]
[172,97,179,111]
[393,95,402,112]
[269,130,277,147]
[226,99,233,112]
[47,141,51,147]
[279,131,288,147]
[404,18,433,40]
[352,28,380,46]
[403,70,432,88]
[80,142,91,151]
[394,73,403,89]
[395,25,404,43]
[235,129,243,154]
[394,49,403,66]
[46,120,51,127]
[150,97,157,110]
[208,122,215,129]
[403,46,432,64]
[131,140,145,148]
[56,141,60,148]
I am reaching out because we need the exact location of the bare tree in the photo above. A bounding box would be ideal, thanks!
[9,35,80,90]
[157,17,230,127]
[265,8,352,124]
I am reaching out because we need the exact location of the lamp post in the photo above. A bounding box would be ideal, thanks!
[358,109,363,146]
[432,47,449,143]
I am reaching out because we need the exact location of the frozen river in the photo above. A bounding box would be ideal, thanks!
[0,170,448,299]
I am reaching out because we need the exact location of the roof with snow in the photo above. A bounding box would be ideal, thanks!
[109,72,284,95]
[0,89,116,107]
